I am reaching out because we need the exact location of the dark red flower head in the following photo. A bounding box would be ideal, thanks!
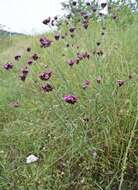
[15,55,21,61]
[27,47,31,52]
[97,42,101,46]
[43,17,51,25]
[54,16,58,20]
[21,67,29,75]
[27,59,33,65]
[83,23,89,29]
[83,80,90,89]
[101,3,107,8]
[117,80,125,87]
[42,83,54,93]
[69,27,76,33]
[51,20,55,26]
[4,63,13,70]
[96,76,102,84]
[67,59,76,66]
[64,95,78,104]
[19,67,29,81]
[54,34,60,40]
[39,70,52,81]
[32,53,39,60]
[40,37,52,48]
[72,1,77,6]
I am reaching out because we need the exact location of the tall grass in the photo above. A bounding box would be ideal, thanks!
[0,9,138,190]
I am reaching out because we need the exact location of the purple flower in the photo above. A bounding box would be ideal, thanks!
[101,3,107,8]
[82,52,90,59]
[39,70,52,81]
[27,59,33,65]
[97,42,101,46]
[54,16,58,20]
[51,20,54,26]
[32,53,39,61]
[19,67,29,81]
[27,47,31,52]
[86,2,91,6]
[77,52,90,60]
[96,76,102,84]
[72,1,77,6]
[40,37,52,48]
[117,80,125,87]
[67,59,76,66]
[64,95,78,104]
[77,53,83,60]
[42,17,51,25]
[66,14,71,20]
[83,80,90,89]
[15,55,21,61]
[69,27,76,33]
[54,34,60,40]
[83,23,89,29]
[21,67,29,75]
[4,63,13,70]
[19,74,26,81]
[97,50,103,56]
[42,83,54,93]
[76,58,80,64]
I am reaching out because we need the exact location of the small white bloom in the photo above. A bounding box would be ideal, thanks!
[26,154,39,164]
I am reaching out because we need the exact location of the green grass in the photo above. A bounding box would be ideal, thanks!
[0,13,138,190]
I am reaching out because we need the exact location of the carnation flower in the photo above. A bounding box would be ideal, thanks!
[42,83,54,93]
[19,67,29,81]
[32,53,39,60]
[15,55,21,61]
[4,63,13,70]
[117,80,125,87]
[42,17,51,25]
[27,59,33,65]
[40,37,52,48]
[39,70,52,81]
[69,27,76,33]
[54,34,60,40]
[27,47,31,52]
[67,59,76,66]
[83,80,90,89]
[96,76,102,83]
[72,1,77,6]
[64,95,78,104]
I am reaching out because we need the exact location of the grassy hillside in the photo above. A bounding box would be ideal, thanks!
[0,29,23,38]
[0,10,138,190]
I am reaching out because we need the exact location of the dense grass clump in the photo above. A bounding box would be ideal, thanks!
[0,7,138,190]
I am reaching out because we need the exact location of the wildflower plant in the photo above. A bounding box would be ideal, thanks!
[0,2,138,190]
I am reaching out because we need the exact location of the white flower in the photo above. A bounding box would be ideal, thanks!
[26,154,39,164]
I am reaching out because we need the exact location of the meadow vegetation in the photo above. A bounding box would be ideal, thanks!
[0,3,138,190]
